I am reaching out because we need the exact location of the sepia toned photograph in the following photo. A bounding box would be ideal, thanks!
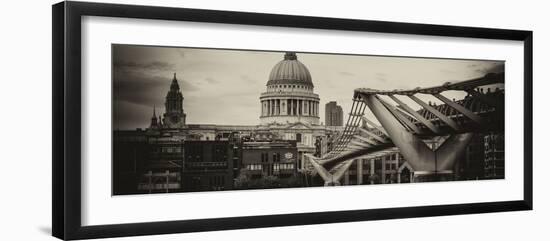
[112,44,505,195]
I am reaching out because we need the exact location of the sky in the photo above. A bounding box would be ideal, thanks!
[112,44,504,130]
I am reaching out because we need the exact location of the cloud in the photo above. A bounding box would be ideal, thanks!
[439,69,457,74]
[481,62,505,74]
[113,60,175,72]
[374,72,388,82]
[113,68,199,107]
[204,77,219,84]
[240,75,258,84]
[339,71,355,77]
[469,62,505,75]
[113,100,152,130]
[177,49,186,58]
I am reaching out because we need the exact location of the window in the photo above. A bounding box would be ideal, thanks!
[272,153,281,162]
[273,163,295,171]
[247,164,262,170]
[277,163,294,170]
[296,133,302,142]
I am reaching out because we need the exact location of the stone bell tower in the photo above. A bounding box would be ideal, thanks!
[163,73,186,128]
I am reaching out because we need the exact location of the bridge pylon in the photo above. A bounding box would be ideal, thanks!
[304,154,356,186]
[361,94,473,173]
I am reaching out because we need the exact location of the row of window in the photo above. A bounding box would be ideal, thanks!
[246,163,295,171]
[247,164,263,170]
[150,147,182,153]
[385,163,398,170]
[154,146,229,154]
[485,144,505,151]
[268,84,312,90]
[273,163,294,171]
[283,133,312,146]
[260,153,282,162]
[208,175,226,187]
[183,176,227,191]
[186,155,228,161]
[185,162,227,168]
[485,152,505,159]
[384,154,401,161]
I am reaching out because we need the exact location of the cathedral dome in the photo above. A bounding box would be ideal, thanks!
[267,52,313,87]
[260,52,320,126]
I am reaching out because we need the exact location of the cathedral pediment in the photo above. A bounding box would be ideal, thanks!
[286,122,313,130]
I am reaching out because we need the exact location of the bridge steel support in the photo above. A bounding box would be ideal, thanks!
[408,95,461,131]
[304,154,355,186]
[378,97,423,134]
[359,127,387,143]
[357,159,363,184]
[434,93,483,124]
[362,94,473,172]
[434,133,474,170]
[361,116,389,136]
[354,135,378,145]
[389,95,441,134]
[332,160,356,184]
[350,140,371,148]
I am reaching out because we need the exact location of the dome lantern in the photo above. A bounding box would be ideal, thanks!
[284,52,297,60]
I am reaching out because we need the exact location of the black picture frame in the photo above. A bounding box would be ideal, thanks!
[52,1,533,240]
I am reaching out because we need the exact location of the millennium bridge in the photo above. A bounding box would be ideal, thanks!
[305,72,504,186]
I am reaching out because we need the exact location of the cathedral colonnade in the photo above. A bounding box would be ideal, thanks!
[260,98,319,117]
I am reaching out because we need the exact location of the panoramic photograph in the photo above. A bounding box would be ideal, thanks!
[112,44,505,195]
